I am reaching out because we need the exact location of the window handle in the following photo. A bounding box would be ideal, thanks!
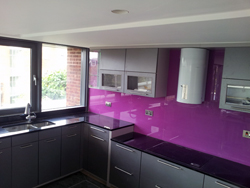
[33,75,37,86]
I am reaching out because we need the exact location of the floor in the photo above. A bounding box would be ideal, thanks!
[40,172,109,188]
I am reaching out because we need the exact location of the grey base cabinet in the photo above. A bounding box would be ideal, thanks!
[110,141,141,188]
[61,124,81,176]
[203,175,240,188]
[0,147,11,188]
[140,152,204,188]
[87,125,109,180]
[39,135,61,184]
[12,141,38,188]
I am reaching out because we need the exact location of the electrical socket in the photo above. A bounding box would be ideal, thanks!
[105,101,112,107]
[145,110,153,116]
[243,130,250,139]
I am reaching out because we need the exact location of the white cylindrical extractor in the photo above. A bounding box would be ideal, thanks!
[177,48,209,104]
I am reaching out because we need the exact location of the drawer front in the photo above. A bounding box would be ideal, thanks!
[110,141,141,188]
[39,127,61,140]
[62,123,81,135]
[0,147,11,188]
[12,132,38,146]
[141,152,204,188]
[204,175,240,188]
[89,125,109,139]
[140,176,166,188]
[0,137,11,149]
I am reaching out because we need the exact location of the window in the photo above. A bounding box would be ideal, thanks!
[89,51,99,88]
[41,44,87,111]
[0,37,88,116]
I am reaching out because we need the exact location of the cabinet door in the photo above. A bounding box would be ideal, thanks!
[0,147,11,188]
[223,48,250,80]
[39,136,61,184]
[125,48,158,73]
[12,142,38,188]
[61,132,81,176]
[204,175,240,188]
[99,69,124,92]
[100,49,126,71]
[140,152,204,188]
[87,128,109,180]
[110,142,141,188]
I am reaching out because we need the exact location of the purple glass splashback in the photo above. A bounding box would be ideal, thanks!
[89,49,250,166]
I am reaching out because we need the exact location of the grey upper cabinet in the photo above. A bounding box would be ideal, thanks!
[140,152,204,188]
[125,48,159,73]
[110,141,141,188]
[0,137,11,188]
[222,48,250,80]
[220,48,250,113]
[100,49,126,71]
[125,48,169,97]
[204,175,240,188]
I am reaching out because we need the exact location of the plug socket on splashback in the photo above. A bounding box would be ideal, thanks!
[145,110,153,116]
[243,130,250,139]
[105,101,112,107]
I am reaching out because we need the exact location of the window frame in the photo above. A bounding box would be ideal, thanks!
[0,37,89,117]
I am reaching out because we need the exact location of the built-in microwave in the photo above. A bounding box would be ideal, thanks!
[220,78,250,113]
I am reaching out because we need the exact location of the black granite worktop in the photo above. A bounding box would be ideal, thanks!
[112,132,250,188]
[0,112,134,138]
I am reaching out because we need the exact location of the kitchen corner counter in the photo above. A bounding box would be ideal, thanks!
[112,132,250,188]
[0,113,134,138]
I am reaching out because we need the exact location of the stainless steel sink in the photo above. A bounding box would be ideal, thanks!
[3,121,55,132]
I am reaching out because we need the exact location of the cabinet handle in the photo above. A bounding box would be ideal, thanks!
[20,144,33,149]
[0,141,2,144]
[231,106,250,112]
[46,138,56,143]
[67,134,77,138]
[0,151,2,154]
[155,185,162,188]
[116,144,134,152]
[91,135,105,141]
[90,126,105,133]
[157,160,182,170]
[69,125,77,129]
[115,166,133,176]
[215,181,232,188]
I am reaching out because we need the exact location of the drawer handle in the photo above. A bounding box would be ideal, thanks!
[69,125,77,129]
[91,135,105,141]
[20,144,33,149]
[157,160,181,170]
[115,166,133,176]
[215,181,232,188]
[90,126,105,133]
[155,185,162,188]
[67,134,77,138]
[46,138,56,143]
[231,106,250,112]
[116,144,134,152]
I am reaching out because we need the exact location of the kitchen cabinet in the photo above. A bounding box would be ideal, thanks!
[203,175,240,188]
[99,70,124,92]
[87,125,109,180]
[0,137,11,188]
[124,48,169,98]
[100,49,126,71]
[110,141,141,188]
[220,48,250,113]
[61,123,81,176]
[140,152,204,188]
[12,132,39,188]
[38,128,61,184]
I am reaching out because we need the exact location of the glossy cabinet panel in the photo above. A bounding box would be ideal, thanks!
[0,137,11,149]
[204,175,240,188]
[0,147,11,188]
[110,141,141,188]
[100,49,126,71]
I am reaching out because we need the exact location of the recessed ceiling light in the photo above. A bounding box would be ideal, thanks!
[111,10,129,14]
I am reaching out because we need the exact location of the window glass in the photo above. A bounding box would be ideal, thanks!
[42,44,84,111]
[89,51,99,88]
[0,46,30,109]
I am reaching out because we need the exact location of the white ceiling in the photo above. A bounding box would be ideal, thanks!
[0,0,250,49]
